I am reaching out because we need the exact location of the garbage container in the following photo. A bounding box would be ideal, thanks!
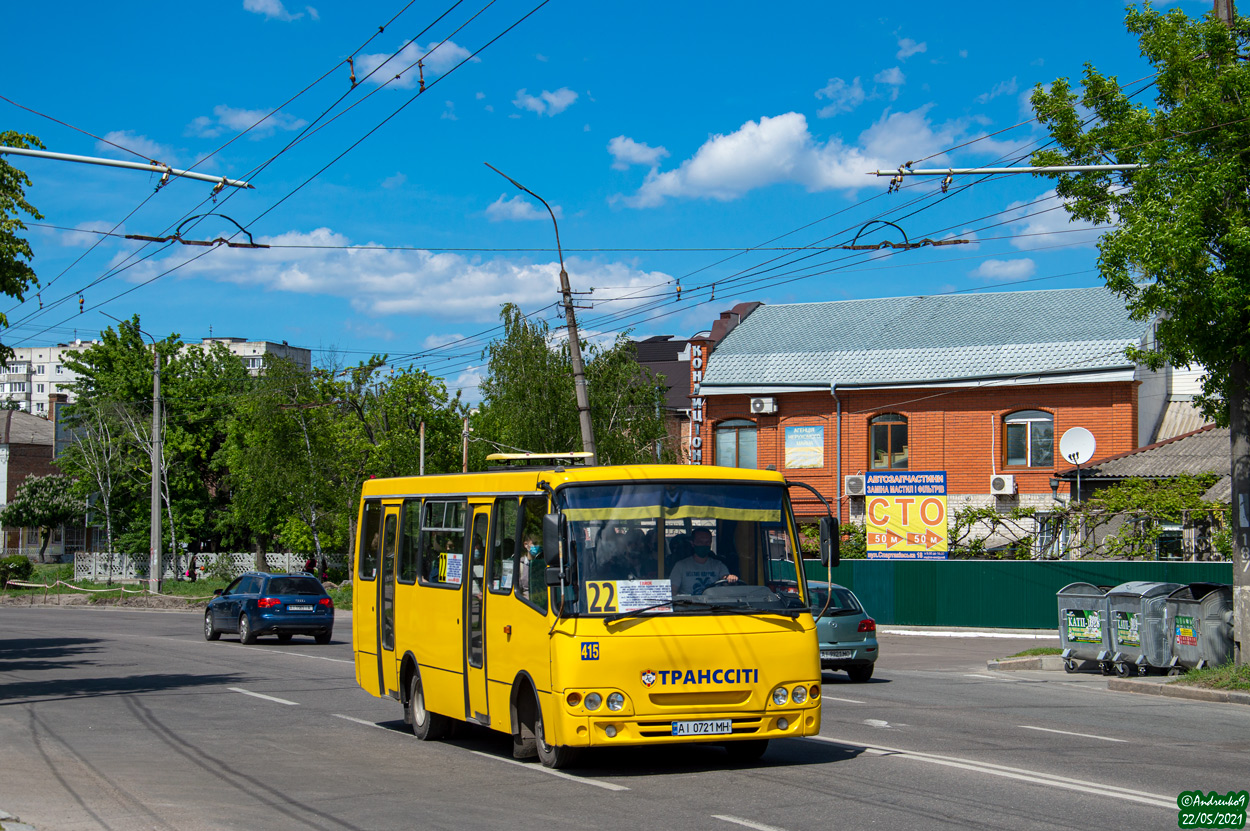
[1164,583,1234,672]
[1104,581,1183,677]
[1057,582,1112,674]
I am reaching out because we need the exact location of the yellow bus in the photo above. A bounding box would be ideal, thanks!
[351,455,839,767]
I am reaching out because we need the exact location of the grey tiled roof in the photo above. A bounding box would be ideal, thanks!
[703,286,1145,387]
[1057,424,1230,480]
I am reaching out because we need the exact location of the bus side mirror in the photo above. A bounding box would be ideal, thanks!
[820,516,840,568]
[542,513,564,567]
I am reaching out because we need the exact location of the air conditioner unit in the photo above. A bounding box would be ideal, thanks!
[844,475,866,497]
[990,474,1017,496]
[749,396,777,414]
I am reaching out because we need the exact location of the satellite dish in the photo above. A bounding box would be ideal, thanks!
[1060,427,1096,466]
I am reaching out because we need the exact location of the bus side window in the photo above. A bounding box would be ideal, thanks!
[490,498,519,593]
[419,500,467,588]
[516,496,548,613]
[358,501,383,581]
[397,498,422,584]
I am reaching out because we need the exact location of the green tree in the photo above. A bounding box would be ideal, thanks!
[0,474,85,562]
[0,132,43,354]
[1030,4,1250,659]
[477,303,669,466]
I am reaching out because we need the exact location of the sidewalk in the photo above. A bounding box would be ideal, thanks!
[987,656,1250,706]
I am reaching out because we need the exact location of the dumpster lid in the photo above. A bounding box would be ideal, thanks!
[1057,582,1106,597]
[1106,581,1185,598]
[1167,582,1232,602]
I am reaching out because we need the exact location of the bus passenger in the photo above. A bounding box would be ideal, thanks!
[668,528,737,595]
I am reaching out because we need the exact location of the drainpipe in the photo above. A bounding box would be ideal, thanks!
[830,382,842,521]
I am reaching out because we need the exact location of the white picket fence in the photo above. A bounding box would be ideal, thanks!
[73,551,347,583]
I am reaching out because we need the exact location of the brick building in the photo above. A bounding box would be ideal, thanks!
[0,409,60,557]
[693,287,1156,535]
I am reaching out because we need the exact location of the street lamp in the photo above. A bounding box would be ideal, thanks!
[484,163,597,464]
[102,313,162,593]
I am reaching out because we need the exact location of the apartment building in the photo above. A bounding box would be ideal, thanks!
[1,337,313,413]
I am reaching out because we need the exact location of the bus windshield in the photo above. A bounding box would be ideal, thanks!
[555,482,808,617]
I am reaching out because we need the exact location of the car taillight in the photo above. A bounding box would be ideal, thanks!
[318,597,333,609]
[858,618,876,633]
[258,597,280,608]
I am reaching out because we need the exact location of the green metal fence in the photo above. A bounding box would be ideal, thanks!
[802,560,1234,629]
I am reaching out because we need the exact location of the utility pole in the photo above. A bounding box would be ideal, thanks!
[485,164,598,464]
[150,346,162,594]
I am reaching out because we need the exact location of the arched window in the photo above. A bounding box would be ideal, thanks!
[869,413,908,470]
[715,419,757,468]
[1004,410,1054,468]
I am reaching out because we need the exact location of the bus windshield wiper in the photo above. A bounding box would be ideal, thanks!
[604,598,713,624]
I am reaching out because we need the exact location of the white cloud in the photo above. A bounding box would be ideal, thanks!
[63,220,120,248]
[441,101,457,121]
[535,53,549,62]
[874,67,905,86]
[624,108,962,208]
[475,91,486,100]
[356,41,477,88]
[121,228,672,323]
[485,195,563,222]
[959,49,969,59]
[381,172,407,189]
[815,77,865,117]
[187,105,307,139]
[972,258,1036,281]
[97,131,175,163]
[897,37,927,59]
[423,332,465,349]
[306,6,319,20]
[608,136,669,170]
[512,87,578,116]
[452,368,484,403]
[1006,189,1105,250]
[244,0,302,20]
[976,77,1018,105]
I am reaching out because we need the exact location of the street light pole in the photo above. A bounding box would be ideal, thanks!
[484,163,597,465]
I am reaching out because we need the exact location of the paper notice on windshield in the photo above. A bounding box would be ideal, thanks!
[616,579,673,613]
[444,552,463,585]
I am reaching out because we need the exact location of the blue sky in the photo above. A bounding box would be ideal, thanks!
[3,1,1202,399]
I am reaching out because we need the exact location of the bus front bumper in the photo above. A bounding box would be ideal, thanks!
[558,708,821,748]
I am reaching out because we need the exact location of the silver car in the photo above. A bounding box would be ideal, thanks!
[810,582,878,682]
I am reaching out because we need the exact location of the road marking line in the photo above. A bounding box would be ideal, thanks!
[333,714,385,729]
[1019,725,1127,743]
[229,687,299,706]
[712,815,789,831]
[232,646,352,664]
[822,697,865,704]
[882,630,1059,639]
[964,673,1015,682]
[467,750,629,791]
[805,736,1172,809]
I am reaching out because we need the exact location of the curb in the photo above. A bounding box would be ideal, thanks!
[0,808,36,831]
[986,655,1066,671]
[1108,678,1250,706]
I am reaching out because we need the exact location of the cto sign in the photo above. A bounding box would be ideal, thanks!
[865,471,948,560]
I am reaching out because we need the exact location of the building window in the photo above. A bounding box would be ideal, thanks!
[244,356,262,370]
[35,403,44,413]
[9,382,25,393]
[715,419,757,468]
[7,364,26,374]
[35,365,44,374]
[1004,410,1054,467]
[55,364,64,375]
[35,384,43,393]
[869,413,908,470]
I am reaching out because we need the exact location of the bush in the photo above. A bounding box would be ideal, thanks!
[0,554,34,586]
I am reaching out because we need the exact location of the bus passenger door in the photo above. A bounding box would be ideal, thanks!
[464,508,490,723]
[354,501,383,697]
[377,507,400,698]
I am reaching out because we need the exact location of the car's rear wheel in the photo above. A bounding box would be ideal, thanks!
[847,664,874,683]
[314,630,332,645]
[204,611,220,641]
[276,633,293,643]
[238,613,256,645]
[407,670,450,740]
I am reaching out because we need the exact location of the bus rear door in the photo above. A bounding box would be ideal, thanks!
[464,506,490,723]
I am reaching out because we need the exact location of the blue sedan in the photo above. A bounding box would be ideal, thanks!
[810,582,878,682]
[205,572,334,644]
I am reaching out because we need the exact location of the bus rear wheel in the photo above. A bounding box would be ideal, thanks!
[407,671,450,741]
[534,694,580,769]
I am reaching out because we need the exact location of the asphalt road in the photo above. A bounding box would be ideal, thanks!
[1,607,1245,831]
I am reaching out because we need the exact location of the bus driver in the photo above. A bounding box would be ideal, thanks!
[668,528,737,595]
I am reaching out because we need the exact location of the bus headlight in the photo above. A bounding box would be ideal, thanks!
[584,692,603,710]
[771,686,789,705]
[792,685,808,704]
[606,692,625,711]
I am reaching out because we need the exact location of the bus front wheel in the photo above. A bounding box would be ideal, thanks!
[407,670,450,741]
[534,694,580,769]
